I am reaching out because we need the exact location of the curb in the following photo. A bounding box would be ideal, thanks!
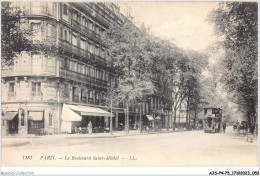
[2,129,200,147]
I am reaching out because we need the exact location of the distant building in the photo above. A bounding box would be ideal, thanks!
[1,2,173,136]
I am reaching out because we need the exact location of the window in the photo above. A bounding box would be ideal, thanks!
[31,22,41,40]
[100,71,103,80]
[105,72,107,81]
[89,43,93,54]
[72,34,77,46]
[31,22,41,32]
[2,120,4,126]
[81,89,87,102]
[85,66,89,75]
[9,83,15,95]
[72,87,78,102]
[63,30,69,41]
[80,39,86,50]
[95,92,99,100]
[101,48,105,59]
[64,84,69,97]
[89,21,93,30]
[96,69,99,79]
[63,4,68,15]
[69,60,77,72]
[95,45,100,56]
[32,82,41,97]
[77,64,81,73]
[49,113,52,126]
[89,90,93,98]
[77,14,80,23]
[81,65,85,74]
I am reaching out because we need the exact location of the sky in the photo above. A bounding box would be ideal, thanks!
[118,2,219,52]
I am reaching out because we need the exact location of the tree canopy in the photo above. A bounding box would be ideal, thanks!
[208,2,258,127]
[1,2,32,66]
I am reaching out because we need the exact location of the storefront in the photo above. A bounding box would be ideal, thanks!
[2,112,19,135]
[60,104,111,133]
[28,111,44,134]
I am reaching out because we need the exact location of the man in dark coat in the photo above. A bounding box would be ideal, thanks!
[222,121,227,133]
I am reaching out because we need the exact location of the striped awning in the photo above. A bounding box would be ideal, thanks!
[67,104,111,117]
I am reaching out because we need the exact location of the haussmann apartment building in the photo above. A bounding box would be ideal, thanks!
[1,2,174,136]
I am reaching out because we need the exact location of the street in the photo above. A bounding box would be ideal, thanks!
[1,127,258,166]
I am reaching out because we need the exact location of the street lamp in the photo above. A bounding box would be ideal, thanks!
[108,77,114,135]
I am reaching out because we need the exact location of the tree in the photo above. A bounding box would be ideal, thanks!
[1,2,32,66]
[102,23,155,133]
[208,2,258,131]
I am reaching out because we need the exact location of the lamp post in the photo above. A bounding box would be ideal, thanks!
[109,78,114,135]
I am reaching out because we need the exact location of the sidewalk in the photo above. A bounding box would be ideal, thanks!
[2,128,190,147]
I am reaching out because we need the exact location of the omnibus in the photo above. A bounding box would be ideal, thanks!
[203,108,222,133]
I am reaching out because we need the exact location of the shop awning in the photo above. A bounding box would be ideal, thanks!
[146,115,154,121]
[2,112,17,120]
[61,104,82,122]
[28,111,43,121]
[155,116,161,120]
[67,104,112,117]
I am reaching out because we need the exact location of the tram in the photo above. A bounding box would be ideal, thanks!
[203,108,222,133]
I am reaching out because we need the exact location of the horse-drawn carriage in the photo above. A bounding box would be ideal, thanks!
[233,121,248,133]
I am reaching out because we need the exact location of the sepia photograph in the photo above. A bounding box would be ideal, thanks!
[1,0,258,174]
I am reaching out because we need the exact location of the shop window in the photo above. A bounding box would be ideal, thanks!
[89,90,93,99]
[49,113,52,126]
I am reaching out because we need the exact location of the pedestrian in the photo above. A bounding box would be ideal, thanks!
[222,121,226,133]
[87,121,92,135]
[146,126,150,133]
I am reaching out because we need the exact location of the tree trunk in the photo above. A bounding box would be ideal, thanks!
[126,101,129,134]
[140,103,142,133]
[173,106,177,129]
[186,97,189,129]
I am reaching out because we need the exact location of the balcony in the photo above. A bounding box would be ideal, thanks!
[2,65,56,77]
[72,44,80,55]
[95,13,110,28]
[71,19,81,30]
[95,55,106,64]
[58,39,72,52]
[80,25,101,43]
[59,68,107,88]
